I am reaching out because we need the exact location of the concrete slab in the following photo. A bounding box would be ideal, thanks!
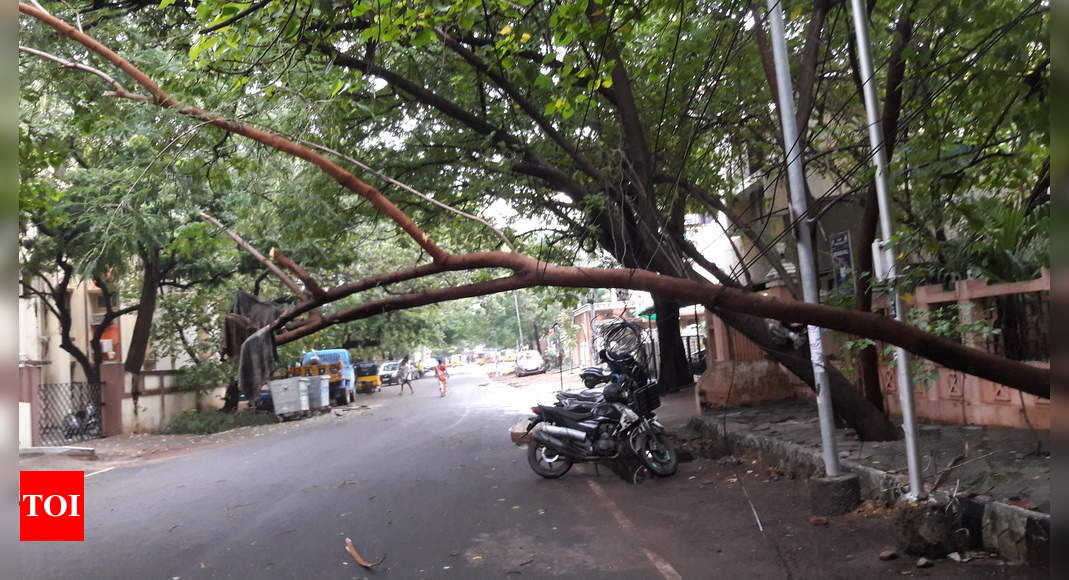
[19,446,98,459]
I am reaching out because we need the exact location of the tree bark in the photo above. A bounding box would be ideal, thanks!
[652,296,693,393]
[124,249,162,373]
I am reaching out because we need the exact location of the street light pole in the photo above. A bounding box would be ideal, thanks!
[766,0,840,477]
[848,0,924,499]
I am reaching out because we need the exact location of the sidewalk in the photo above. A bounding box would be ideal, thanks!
[684,399,1050,565]
[18,403,379,474]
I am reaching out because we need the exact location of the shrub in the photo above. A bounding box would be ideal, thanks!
[162,409,278,435]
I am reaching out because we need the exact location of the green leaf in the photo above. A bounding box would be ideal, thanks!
[330,80,346,97]
[188,36,219,60]
[412,27,437,47]
[159,0,176,8]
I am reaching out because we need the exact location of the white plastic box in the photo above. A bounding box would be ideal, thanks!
[269,377,309,418]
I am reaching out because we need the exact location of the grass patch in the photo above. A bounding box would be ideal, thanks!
[163,409,279,435]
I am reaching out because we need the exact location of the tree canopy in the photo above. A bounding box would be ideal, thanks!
[18,0,1048,437]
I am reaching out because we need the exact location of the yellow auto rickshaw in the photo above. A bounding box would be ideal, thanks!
[354,361,381,392]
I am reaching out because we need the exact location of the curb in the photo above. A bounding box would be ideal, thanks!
[686,415,1049,565]
[19,446,98,460]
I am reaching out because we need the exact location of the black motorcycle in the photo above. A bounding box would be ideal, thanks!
[554,347,647,411]
[523,351,678,479]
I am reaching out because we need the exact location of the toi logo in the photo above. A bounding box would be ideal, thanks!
[20,471,85,541]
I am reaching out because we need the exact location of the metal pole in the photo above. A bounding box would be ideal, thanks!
[848,0,924,499]
[587,296,597,365]
[766,0,840,477]
[512,291,525,350]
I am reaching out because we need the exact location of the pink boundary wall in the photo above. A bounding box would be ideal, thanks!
[880,269,1050,430]
[701,271,1049,430]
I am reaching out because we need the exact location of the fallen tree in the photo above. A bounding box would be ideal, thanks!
[18,4,1049,442]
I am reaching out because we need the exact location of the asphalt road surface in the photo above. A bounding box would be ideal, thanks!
[15,367,1044,579]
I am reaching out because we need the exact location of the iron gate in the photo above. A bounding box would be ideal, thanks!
[38,382,103,446]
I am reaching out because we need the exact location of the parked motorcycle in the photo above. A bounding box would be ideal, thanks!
[523,350,678,479]
[63,403,101,440]
[555,347,649,411]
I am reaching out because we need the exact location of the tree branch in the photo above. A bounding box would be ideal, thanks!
[1025,157,1050,213]
[19,3,447,262]
[271,249,1050,399]
[18,44,145,100]
[300,139,516,251]
[269,248,326,298]
[585,4,653,189]
[435,27,605,184]
[199,0,272,34]
[665,176,801,297]
[199,212,307,298]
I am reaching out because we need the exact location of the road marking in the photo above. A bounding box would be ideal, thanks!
[85,467,115,478]
[587,479,683,580]
[440,403,471,433]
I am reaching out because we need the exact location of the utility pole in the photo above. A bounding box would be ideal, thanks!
[849,0,923,499]
[766,0,840,477]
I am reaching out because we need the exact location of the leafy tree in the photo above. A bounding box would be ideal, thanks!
[17,0,1049,441]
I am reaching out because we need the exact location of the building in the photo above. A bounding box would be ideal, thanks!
[18,275,224,447]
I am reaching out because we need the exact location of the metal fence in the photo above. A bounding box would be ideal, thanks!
[37,382,103,446]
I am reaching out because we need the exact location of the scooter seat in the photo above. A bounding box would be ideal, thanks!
[557,388,602,402]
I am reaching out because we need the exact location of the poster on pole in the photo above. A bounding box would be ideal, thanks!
[830,231,853,290]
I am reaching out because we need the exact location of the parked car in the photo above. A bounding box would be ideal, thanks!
[380,361,401,385]
[514,350,546,377]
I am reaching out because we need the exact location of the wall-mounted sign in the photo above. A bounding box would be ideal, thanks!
[830,231,853,289]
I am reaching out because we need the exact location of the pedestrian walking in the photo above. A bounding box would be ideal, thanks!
[436,359,449,397]
[398,356,414,395]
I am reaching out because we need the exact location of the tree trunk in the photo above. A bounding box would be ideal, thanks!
[532,324,543,356]
[712,307,900,441]
[221,380,241,413]
[125,249,162,373]
[853,191,885,411]
[652,296,693,393]
[62,340,101,385]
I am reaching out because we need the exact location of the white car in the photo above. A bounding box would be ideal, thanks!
[514,350,545,377]
[379,361,401,384]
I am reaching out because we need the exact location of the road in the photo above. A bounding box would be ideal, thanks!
[16,366,1041,579]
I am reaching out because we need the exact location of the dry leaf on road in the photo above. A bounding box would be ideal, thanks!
[344,537,385,568]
